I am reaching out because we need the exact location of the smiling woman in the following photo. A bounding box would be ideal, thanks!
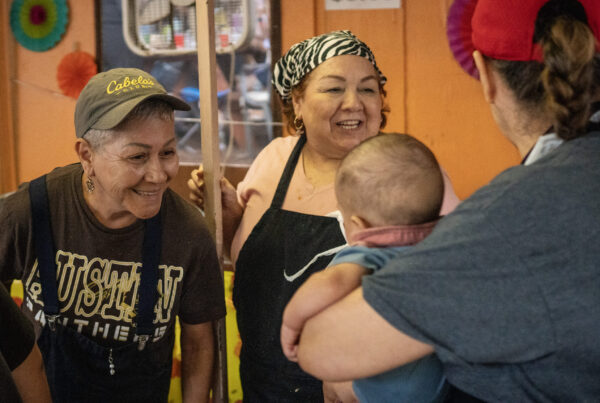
[292,55,383,161]
[77,100,180,228]
[0,67,227,403]
[187,30,460,402]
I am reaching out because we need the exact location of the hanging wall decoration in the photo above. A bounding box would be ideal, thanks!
[10,0,69,52]
[447,0,479,79]
[56,51,97,99]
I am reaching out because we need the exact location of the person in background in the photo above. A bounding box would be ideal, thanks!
[281,133,452,403]
[0,284,51,403]
[188,30,460,402]
[293,1,600,401]
[0,68,226,403]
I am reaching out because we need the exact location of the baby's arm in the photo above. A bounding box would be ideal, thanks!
[281,263,368,362]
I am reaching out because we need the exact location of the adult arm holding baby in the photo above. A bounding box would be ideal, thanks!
[281,263,367,403]
[281,262,368,362]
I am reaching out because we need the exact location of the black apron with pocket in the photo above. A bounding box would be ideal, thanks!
[28,175,171,403]
[233,135,347,402]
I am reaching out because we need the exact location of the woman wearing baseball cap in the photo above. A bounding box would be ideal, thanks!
[293,1,600,401]
[0,68,226,402]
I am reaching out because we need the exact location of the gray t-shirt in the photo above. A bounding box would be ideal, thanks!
[363,131,600,401]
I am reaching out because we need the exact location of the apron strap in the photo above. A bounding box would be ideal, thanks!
[270,134,306,209]
[28,175,60,318]
[136,213,162,342]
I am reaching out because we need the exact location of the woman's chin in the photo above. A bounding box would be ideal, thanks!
[126,191,164,219]
[130,204,162,220]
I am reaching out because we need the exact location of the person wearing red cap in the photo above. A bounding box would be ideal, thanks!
[291,0,600,401]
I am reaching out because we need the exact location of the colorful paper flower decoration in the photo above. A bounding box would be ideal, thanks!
[10,0,69,52]
[56,51,97,99]
[447,0,479,79]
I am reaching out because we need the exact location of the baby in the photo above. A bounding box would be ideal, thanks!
[281,133,448,402]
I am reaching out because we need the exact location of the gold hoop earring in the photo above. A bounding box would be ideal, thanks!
[86,177,95,193]
[294,117,304,131]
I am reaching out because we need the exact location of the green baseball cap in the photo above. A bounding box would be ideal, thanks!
[74,68,191,138]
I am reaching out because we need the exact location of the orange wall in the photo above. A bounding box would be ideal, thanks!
[9,1,96,184]
[281,0,520,199]
[4,0,520,199]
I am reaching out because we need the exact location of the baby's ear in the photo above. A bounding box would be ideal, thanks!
[351,215,371,230]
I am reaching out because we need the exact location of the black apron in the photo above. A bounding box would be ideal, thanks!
[28,175,172,403]
[233,135,347,402]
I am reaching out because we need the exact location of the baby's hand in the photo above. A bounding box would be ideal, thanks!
[280,322,301,362]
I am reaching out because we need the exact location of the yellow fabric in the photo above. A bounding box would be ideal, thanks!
[224,270,243,402]
[168,318,183,402]
[10,280,23,302]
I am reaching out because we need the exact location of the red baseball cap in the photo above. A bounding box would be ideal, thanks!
[447,0,600,78]
[472,0,600,61]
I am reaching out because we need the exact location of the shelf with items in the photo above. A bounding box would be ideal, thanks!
[122,0,254,56]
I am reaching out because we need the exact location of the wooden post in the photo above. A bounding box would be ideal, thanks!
[195,1,228,402]
[0,0,19,193]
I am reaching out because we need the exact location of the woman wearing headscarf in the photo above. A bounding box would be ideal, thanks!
[294,1,600,401]
[0,68,226,402]
[189,31,459,401]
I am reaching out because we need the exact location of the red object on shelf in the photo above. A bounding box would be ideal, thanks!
[174,33,185,48]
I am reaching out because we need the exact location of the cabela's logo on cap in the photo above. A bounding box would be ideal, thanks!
[106,75,156,95]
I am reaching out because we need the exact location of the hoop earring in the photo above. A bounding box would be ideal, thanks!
[86,177,95,193]
[294,117,304,132]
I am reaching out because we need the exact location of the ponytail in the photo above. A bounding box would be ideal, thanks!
[541,17,597,140]
[486,0,600,141]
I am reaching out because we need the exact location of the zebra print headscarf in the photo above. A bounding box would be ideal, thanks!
[272,30,387,100]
